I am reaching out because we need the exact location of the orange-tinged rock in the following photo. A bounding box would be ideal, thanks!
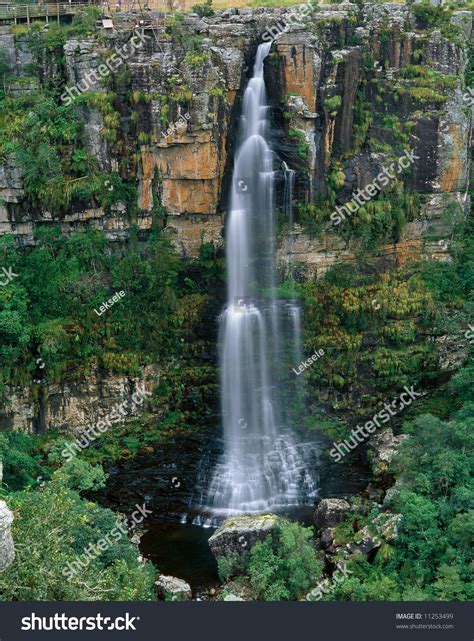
[277,43,317,112]
[139,146,155,211]
[156,142,219,180]
[162,178,220,214]
[439,124,463,192]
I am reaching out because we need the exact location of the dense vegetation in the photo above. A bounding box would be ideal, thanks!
[0,0,472,604]
[0,224,225,599]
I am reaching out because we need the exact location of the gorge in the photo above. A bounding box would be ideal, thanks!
[0,0,472,604]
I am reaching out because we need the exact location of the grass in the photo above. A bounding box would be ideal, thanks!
[208,0,407,7]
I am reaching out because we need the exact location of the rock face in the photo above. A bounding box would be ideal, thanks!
[223,593,245,601]
[155,574,192,600]
[0,4,470,263]
[0,365,155,435]
[208,513,282,574]
[0,501,15,572]
[314,498,350,530]
[0,4,471,430]
[370,428,409,477]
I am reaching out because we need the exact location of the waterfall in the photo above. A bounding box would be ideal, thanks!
[194,43,319,517]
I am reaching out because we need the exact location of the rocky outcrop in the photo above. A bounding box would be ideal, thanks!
[314,498,350,530]
[372,511,401,544]
[0,366,156,434]
[0,4,470,264]
[345,525,381,556]
[155,574,192,600]
[0,500,15,572]
[223,593,245,601]
[370,428,409,477]
[208,513,282,574]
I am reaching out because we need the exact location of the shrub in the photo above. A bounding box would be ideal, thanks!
[0,469,156,601]
[191,0,214,17]
[247,521,323,600]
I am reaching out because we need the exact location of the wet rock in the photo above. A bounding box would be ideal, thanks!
[314,498,350,530]
[320,527,336,552]
[155,574,192,600]
[364,483,384,503]
[383,479,403,507]
[208,513,282,575]
[0,500,15,572]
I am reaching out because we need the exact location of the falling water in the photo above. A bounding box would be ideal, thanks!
[194,43,319,517]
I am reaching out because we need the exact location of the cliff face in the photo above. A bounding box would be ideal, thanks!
[0,3,471,434]
[0,3,471,263]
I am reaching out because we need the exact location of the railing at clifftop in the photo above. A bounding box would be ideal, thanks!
[0,0,188,23]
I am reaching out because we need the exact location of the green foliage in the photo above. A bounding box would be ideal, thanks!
[388,65,458,106]
[411,1,462,42]
[217,551,241,582]
[0,471,156,600]
[191,0,214,17]
[325,94,342,116]
[420,214,474,306]
[185,51,209,69]
[0,227,221,395]
[386,403,474,600]
[247,522,323,600]
[334,189,419,249]
[301,266,437,405]
[297,202,328,239]
[288,129,309,160]
[54,457,107,493]
[0,89,130,214]
[0,432,46,491]
[352,88,373,152]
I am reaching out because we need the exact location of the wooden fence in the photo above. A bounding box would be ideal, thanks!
[0,0,189,23]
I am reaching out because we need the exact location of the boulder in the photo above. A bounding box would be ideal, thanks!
[208,513,283,575]
[155,575,192,601]
[345,525,381,557]
[0,500,14,572]
[364,483,384,503]
[370,429,409,476]
[314,498,350,530]
[223,594,245,601]
[383,479,403,506]
[373,512,402,544]
[320,527,336,549]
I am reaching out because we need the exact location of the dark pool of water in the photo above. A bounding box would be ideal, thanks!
[139,505,326,592]
[140,523,219,592]
[93,425,370,593]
